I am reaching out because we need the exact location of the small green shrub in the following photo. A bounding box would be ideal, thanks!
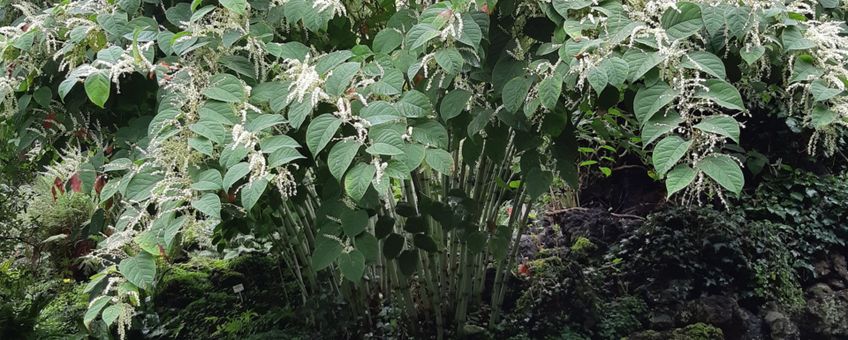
[597,296,648,340]
[743,170,848,276]
[612,206,802,306]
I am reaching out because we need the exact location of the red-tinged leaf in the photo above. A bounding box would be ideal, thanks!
[69,173,82,193]
[94,175,107,194]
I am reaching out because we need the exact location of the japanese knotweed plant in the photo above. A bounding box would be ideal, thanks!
[1,0,848,337]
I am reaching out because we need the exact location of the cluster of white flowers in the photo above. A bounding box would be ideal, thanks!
[273,167,298,199]
[313,0,347,18]
[281,56,329,107]
[804,20,848,91]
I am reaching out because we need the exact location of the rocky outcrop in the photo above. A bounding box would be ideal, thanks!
[801,288,848,338]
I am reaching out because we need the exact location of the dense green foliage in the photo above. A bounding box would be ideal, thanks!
[2,0,848,338]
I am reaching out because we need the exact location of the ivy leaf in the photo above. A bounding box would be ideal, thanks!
[660,2,703,40]
[338,250,366,282]
[219,0,247,15]
[202,74,245,103]
[306,114,342,155]
[84,72,110,108]
[634,82,677,126]
[223,162,250,191]
[440,89,472,121]
[312,235,343,271]
[538,74,563,111]
[695,79,745,111]
[240,178,267,211]
[502,77,533,113]
[652,135,692,178]
[697,154,744,194]
[694,115,740,143]
[191,193,221,219]
[328,140,361,181]
[681,51,726,79]
[344,162,376,201]
[119,252,157,290]
[665,164,697,197]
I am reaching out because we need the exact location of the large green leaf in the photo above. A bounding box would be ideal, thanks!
[312,235,343,271]
[126,171,163,202]
[202,74,245,103]
[84,72,110,108]
[397,90,434,118]
[440,89,472,121]
[84,296,111,329]
[539,74,563,111]
[435,48,464,75]
[652,135,692,177]
[338,250,366,282]
[119,252,157,290]
[191,193,221,219]
[406,23,439,50]
[665,164,697,197]
[306,114,342,155]
[502,77,533,113]
[641,111,684,146]
[694,115,740,143]
[681,51,726,79]
[328,140,361,181]
[697,154,744,194]
[634,82,677,125]
[373,28,403,53]
[424,148,453,175]
[219,0,247,15]
[223,162,250,191]
[344,162,376,201]
[695,80,745,111]
[660,2,703,40]
[811,105,838,129]
[341,209,369,237]
[240,178,267,211]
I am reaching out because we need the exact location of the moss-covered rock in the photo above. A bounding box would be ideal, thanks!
[629,323,724,340]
